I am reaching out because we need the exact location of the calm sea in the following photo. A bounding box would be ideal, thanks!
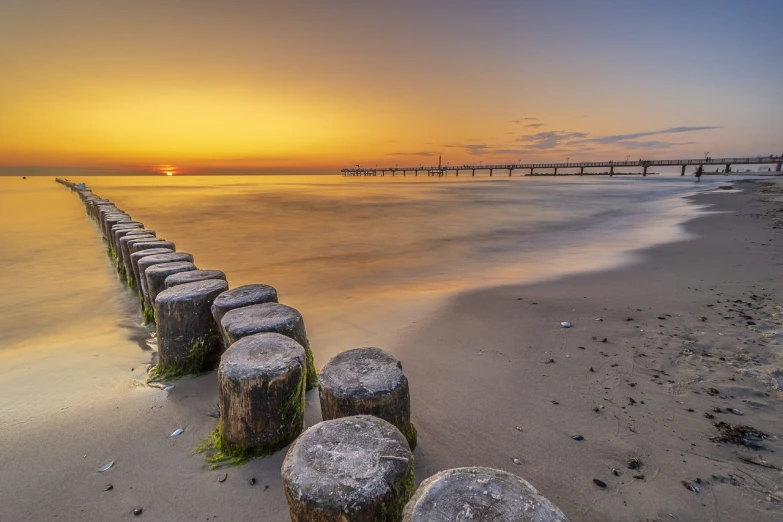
[0,173,734,429]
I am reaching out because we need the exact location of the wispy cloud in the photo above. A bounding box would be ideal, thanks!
[516,131,589,149]
[431,125,718,158]
[511,117,539,125]
[513,125,720,151]
[591,126,720,145]
[464,144,490,155]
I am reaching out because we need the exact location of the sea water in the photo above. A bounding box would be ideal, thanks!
[0,173,741,428]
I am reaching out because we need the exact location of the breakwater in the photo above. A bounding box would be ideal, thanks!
[55,177,569,521]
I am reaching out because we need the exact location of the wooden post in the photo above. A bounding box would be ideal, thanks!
[220,302,318,389]
[218,333,306,457]
[108,223,143,261]
[145,261,197,307]
[154,279,229,376]
[118,234,157,284]
[282,416,415,521]
[129,243,175,289]
[211,284,279,346]
[137,252,195,319]
[165,269,227,289]
[319,347,416,449]
[402,467,569,522]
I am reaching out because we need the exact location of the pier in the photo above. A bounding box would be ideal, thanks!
[341,156,783,177]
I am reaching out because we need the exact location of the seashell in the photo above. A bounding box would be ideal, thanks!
[98,461,114,472]
[171,428,184,437]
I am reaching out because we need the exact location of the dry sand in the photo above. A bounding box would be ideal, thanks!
[2,180,782,521]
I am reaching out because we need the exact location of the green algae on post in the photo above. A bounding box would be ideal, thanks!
[195,422,250,469]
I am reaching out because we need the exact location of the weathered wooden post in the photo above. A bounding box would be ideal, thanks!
[319,347,416,449]
[154,279,228,377]
[282,415,415,521]
[165,269,227,289]
[220,302,317,389]
[111,229,140,272]
[217,333,306,457]
[102,213,131,239]
[110,221,143,248]
[119,233,158,283]
[109,222,143,261]
[211,284,279,346]
[96,206,119,223]
[129,240,175,283]
[99,211,127,233]
[137,252,195,320]
[145,261,196,307]
[402,467,569,522]
[113,225,146,252]
[129,245,174,289]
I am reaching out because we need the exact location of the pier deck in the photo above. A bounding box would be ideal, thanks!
[341,156,782,177]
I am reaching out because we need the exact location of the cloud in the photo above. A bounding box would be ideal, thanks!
[591,126,720,145]
[524,117,538,121]
[513,125,719,151]
[466,144,492,155]
[511,117,538,125]
[431,125,717,159]
[386,151,437,157]
[516,131,590,149]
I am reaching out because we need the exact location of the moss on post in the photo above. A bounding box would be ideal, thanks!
[194,422,251,469]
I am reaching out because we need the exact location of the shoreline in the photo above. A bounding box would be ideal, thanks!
[394,179,783,521]
[1,180,782,520]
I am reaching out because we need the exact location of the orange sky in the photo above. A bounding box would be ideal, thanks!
[1,0,781,174]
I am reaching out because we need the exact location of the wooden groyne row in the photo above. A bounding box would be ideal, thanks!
[56,177,569,521]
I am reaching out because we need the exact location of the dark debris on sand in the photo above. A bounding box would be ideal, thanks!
[710,421,767,447]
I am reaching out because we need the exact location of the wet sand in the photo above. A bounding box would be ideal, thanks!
[2,180,782,521]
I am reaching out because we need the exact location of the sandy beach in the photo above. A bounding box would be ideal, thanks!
[1,179,782,521]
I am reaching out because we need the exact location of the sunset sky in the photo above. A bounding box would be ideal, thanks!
[1,0,781,174]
